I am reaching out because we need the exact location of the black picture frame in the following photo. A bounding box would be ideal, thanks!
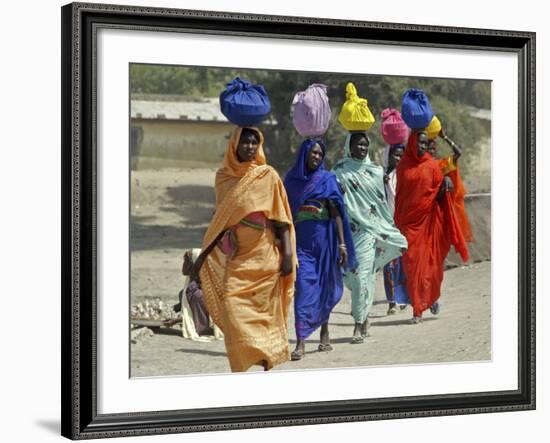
[61,2,536,439]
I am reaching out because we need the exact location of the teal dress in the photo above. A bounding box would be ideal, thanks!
[332,135,408,324]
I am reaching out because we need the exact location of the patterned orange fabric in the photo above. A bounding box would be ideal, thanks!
[438,156,473,243]
[199,127,296,372]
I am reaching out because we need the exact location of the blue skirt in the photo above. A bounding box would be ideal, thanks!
[383,257,410,305]
[294,218,343,340]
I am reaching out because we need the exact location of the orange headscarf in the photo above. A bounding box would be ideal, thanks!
[201,127,295,251]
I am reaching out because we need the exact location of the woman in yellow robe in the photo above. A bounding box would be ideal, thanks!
[197,127,296,372]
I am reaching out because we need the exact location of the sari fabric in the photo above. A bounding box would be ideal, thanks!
[395,132,468,317]
[437,156,474,243]
[333,135,408,324]
[383,258,410,305]
[284,139,357,340]
[199,127,297,372]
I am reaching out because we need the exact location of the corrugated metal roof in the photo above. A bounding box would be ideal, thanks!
[131,98,228,122]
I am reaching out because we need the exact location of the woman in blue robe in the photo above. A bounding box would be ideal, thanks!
[284,139,357,360]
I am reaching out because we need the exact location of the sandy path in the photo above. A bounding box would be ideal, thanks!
[131,262,491,377]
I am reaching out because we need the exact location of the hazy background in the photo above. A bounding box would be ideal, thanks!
[130,64,491,188]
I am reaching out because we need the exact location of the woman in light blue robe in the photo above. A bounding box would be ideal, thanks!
[332,132,407,343]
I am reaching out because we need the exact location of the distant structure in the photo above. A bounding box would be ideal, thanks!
[130,95,233,169]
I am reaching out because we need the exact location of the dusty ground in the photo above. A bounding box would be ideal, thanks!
[130,167,491,377]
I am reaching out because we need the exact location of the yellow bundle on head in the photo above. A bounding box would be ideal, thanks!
[338,83,375,131]
[425,115,442,140]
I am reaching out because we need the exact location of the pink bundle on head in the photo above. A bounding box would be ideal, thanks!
[292,84,332,138]
[380,108,409,145]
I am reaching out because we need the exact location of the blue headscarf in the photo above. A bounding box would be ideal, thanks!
[284,139,358,271]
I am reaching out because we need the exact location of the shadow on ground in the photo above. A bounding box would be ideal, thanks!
[130,184,216,251]
[175,348,227,357]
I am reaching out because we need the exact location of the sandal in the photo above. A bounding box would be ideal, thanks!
[430,302,441,315]
[350,336,364,344]
[318,343,333,352]
[290,349,305,361]
[410,316,422,324]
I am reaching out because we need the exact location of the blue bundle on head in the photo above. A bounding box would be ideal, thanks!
[401,88,434,129]
[219,77,271,126]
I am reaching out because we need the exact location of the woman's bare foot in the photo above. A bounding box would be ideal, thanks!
[351,322,364,344]
[361,319,370,337]
[318,323,333,351]
[291,339,305,361]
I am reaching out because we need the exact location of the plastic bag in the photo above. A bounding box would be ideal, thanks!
[425,115,442,140]
[292,84,332,137]
[401,88,434,129]
[380,108,409,144]
[338,83,375,131]
[219,77,271,126]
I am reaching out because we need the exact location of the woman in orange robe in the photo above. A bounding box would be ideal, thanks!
[196,127,296,372]
[427,128,473,243]
[395,131,468,323]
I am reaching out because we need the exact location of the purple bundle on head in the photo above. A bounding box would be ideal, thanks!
[292,84,332,138]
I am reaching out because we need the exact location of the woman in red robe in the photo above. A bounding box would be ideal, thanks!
[394,131,469,323]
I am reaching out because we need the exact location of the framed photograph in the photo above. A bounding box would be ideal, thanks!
[61,2,535,439]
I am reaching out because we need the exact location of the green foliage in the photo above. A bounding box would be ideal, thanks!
[130,64,491,179]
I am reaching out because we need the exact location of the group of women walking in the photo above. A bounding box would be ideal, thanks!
[191,83,472,372]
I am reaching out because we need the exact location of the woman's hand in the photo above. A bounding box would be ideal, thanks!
[338,245,348,267]
[280,254,293,276]
[276,224,293,277]
[437,176,455,199]
[444,176,454,193]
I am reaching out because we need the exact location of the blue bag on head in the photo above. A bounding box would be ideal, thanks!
[401,88,434,129]
[219,77,271,126]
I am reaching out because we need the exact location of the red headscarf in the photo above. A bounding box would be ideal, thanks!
[395,132,468,317]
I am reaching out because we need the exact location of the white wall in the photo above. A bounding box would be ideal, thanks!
[0,0,546,442]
